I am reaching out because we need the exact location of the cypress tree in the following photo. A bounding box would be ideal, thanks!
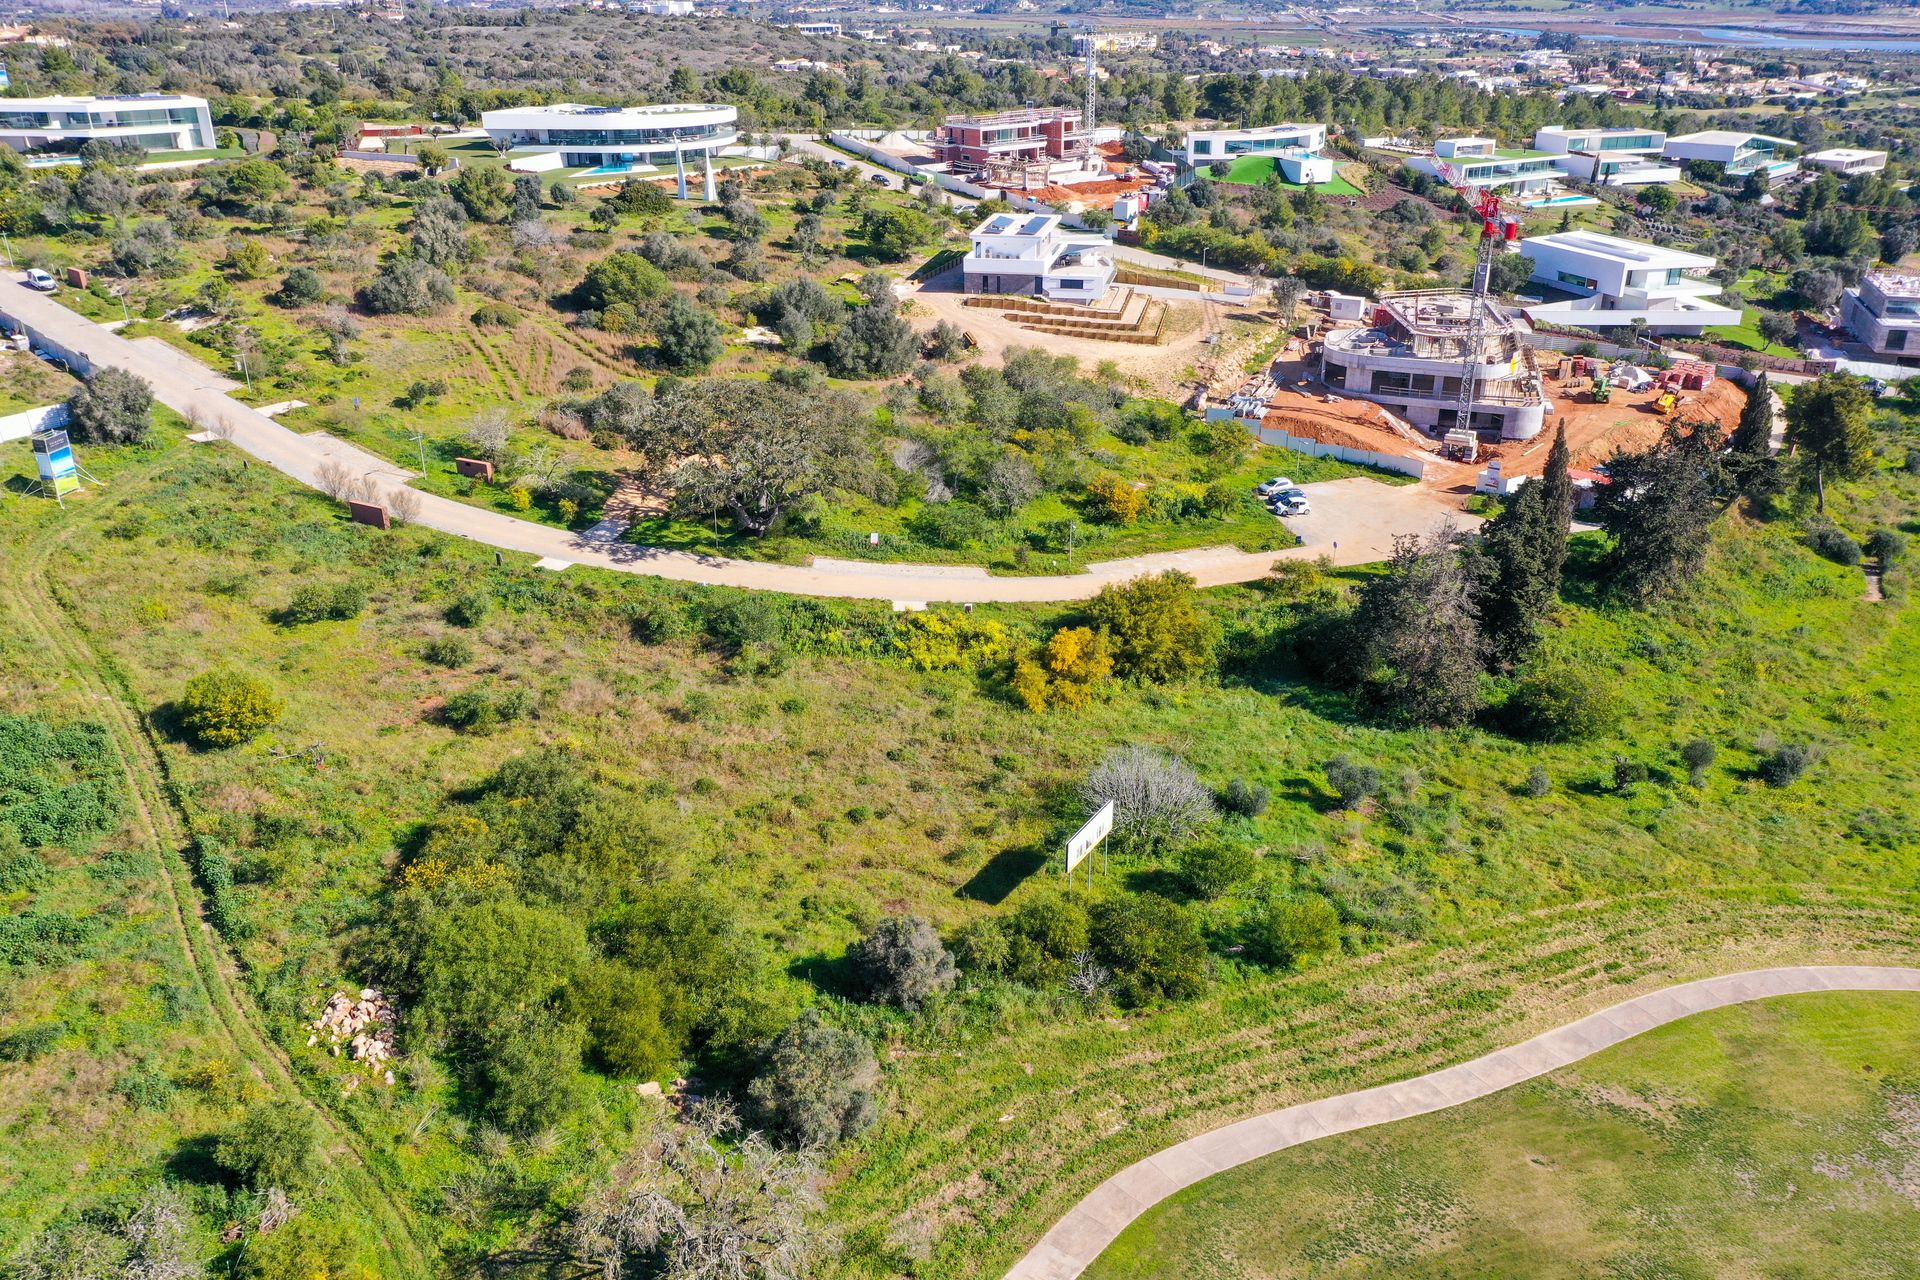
[1730,371,1774,457]
[1478,424,1571,662]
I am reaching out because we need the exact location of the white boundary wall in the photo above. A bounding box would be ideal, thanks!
[0,401,67,444]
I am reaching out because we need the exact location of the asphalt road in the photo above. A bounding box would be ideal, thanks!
[2,279,1464,603]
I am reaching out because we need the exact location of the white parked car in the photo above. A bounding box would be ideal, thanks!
[22,269,56,292]
[1254,476,1295,496]
[1270,492,1311,516]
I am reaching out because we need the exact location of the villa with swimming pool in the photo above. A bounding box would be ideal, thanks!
[480,102,738,198]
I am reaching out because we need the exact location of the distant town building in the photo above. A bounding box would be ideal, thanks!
[962,212,1114,304]
[1517,230,1741,335]
[1841,270,1920,361]
[1803,147,1888,177]
[1071,31,1157,54]
[1319,290,1549,439]
[785,20,841,37]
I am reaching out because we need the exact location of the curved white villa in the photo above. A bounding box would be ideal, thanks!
[480,102,738,199]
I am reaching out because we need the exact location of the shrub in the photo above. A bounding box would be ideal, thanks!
[848,915,957,1009]
[1323,755,1380,810]
[569,960,674,1080]
[1806,520,1862,565]
[1249,895,1342,969]
[0,1020,65,1062]
[1866,528,1906,563]
[281,580,365,625]
[0,910,95,967]
[1612,756,1649,794]
[1176,839,1258,900]
[577,252,669,311]
[178,670,283,748]
[1089,894,1208,1007]
[1086,474,1148,525]
[446,592,492,627]
[1217,778,1270,818]
[908,500,991,549]
[1759,742,1815,787]
[1082,745,1214,854]
[1680,738,1716,787]
[420,636,473,668]
[894,611,1011,672]
[1011,626,1114,711]
[1506,660,1621,742]
[214,1099,321,1189]
[362,258,455,315]
[1085,571,1216,683]
[1521,765,1551,797]
[440,686,533,733]
[274,266,324,307]
[65,367,154,446]
[471,302,520,329]
[748,1010,879,1147]
[654,294,725,373]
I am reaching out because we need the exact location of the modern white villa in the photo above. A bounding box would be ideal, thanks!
[1531,125,1680,186]
[1841,270,1920,361]
[1408,136,1559,197]
[1319,290,1550,439]
[0,93,214,161]
[1804,147,1888,177]
[1661,130,1799,183]
[961,212,1115,304]
[1516,230,1741,335]
[480,102,738,199]
[1183,123,1333,183]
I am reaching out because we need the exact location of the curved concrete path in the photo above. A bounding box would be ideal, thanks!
[0,280,1465,603]
[1005,965,1920,1280]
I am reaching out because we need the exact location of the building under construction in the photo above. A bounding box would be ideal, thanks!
[1318,291,1550,440]
[931,106,1110,189]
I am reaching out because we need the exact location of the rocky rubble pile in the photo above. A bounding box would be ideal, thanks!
[309,988,397,1082]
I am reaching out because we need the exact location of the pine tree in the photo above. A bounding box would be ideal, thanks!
[1594,423,1724,603]
[1784,372,1874,513]
[1478,424,1571,661]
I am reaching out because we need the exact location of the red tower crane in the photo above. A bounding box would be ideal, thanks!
[1450,187,1521,436]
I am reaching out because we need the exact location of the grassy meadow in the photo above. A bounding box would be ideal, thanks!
[1087,990,1920,1279]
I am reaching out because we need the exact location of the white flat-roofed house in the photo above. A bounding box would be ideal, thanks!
[1181,123,1333,183]
[962,212,1115,304]
[1841,270,1920,362]
[1516,230,1741,336]
[480,102,737,199]
[1804,147,1888,177]
[1532,125,1680,186]
[0,93,214,161]
[1661,129,1798,183]
[1408,136,1559,196]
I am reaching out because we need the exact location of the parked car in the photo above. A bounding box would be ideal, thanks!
[869,171,893,185]
[22,269,56,292]
[1272,495,1312,517]
[1254,476,1295,496]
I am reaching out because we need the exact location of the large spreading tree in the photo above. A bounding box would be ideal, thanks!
[1593,421,1725,602]
[1346,525,1490,726]
[1784,372,1874,512]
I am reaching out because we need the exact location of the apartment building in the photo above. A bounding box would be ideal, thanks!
[1841,270,1920,361]
[932,106,1084,176]
[1408,136,1559,196]
[1516,230,1740,335]
[1319,290,1549,439]
[962,212,1115,304]
[0,93,213,159]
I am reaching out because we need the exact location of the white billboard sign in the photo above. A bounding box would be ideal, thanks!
[1065,800,1114,875]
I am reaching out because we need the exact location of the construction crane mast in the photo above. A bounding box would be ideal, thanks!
[1450,186,1519,436]
[1083,39,1098,163]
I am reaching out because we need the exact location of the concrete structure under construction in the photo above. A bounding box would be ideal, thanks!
[1516,230,1740,335]
[932,107,1104,187]
[1841,270,1920,362]
[1319,291,1549,439]
[962,212,1115,304]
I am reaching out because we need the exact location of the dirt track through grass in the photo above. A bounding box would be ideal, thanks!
[8,515,431,1279]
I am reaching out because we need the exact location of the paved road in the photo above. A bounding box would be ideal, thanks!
[1004,964,1920,1280]
[1,281,1463,602]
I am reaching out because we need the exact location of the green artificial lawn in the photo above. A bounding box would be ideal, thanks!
[1218,154,1363,196]
[1088,990,1920,1279]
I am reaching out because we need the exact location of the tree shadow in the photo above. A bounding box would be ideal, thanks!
[957,842,1047,906]
[786,949,863,1000]
[165,1132,229,1187]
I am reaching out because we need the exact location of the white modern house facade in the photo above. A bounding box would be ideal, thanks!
[962,212,1115,304]
[481,102,738,199]
[1182,123,1333,183]
[1516,230,1740,335]
[0,93,214,160]
[1318,290,1549,439]
[1661,130,1799,182]
[1532,125,1679,186]
[1804,147,1888,177]
[1408,136,1559,196]
[1841,270,1920,361]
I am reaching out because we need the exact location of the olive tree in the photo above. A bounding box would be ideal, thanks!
[1081,745,1214,855]
[65,366,154,446]
[747,1011,879,1148]
[849,915,956,1009]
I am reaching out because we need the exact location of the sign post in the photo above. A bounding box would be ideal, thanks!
[1064,800,1114,889]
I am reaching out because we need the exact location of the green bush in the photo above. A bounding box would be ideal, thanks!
[1520,765,1551,797]
[446,591,492,628]
[440,686,534,733]
[0,910,96,967]
[420,636,474,668]
[748,1010,879,1147]
[1249,895,1341,969]
[281,580,365,625]
[178,670,283,748]
[0,1020,66,1062]
[214,1099,322,1189]
[1760,742,1815,787]
[1506,660,1621,742]
[1089,894,1208,1006]
[1217,778,1270,818]
[1176,839,1258,900]
[1806,521,1862,566]
[908,500,992,549]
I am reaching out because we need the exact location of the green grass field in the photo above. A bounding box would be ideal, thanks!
[1217,155,1364,197]
[1087,990,1920,1279]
